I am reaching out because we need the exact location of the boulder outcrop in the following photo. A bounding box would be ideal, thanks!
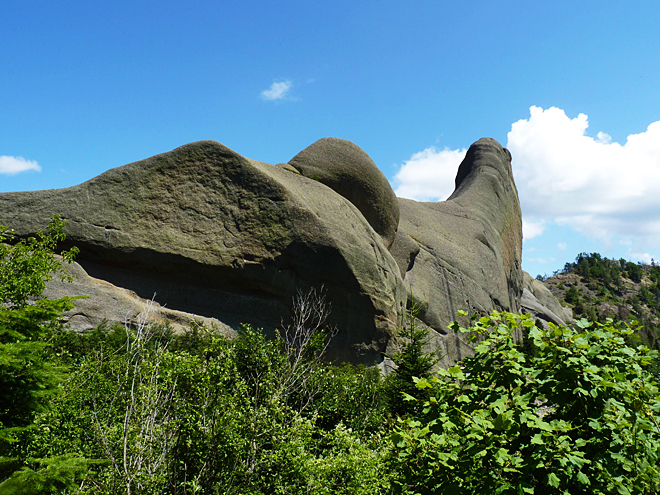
[0,136,528,366]
[0,141,404,363]
[389,138,523,364]
[288,138,400,248]
[520,271,573,327]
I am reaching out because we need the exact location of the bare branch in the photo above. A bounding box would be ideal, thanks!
[276,286,336,411]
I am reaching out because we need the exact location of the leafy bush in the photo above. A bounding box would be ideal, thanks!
[391,312,660,494]
[24,296,393,494]
[313,363,386,433]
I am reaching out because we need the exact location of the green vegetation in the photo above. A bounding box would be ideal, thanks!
[382,302,438,417]
[548,253,660,355]
[1,224,659,493]
[392,312,660,494]
[0,216,89,493]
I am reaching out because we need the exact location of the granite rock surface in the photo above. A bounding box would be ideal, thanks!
[520,271,573,327]
[0,136,540,366]
[389,138,523,364]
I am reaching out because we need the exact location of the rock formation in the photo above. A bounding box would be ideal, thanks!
[288,138,400,248]
[520,271,573,327]
[389,138,523,364]
[0,136,528,366]
[45,257,237,336]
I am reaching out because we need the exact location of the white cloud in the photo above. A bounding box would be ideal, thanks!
[393,146,466,202]
[558,242,567,250]
[391,105,659,260]
[507,106,660,253]
[260,80,293,101]
[522,219,546,239]
[0,155,41,175]
[631,252,654,264]
[596,132,611,144]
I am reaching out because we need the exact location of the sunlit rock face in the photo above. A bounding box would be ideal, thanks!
[288,137,400,249]
[390,138,523,365]
[0,136,527,366]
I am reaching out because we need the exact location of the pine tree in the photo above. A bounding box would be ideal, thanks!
[384,302,439,416]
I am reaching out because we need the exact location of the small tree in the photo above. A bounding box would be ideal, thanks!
[384,302,439,417]
[89,299,178,495]
[0,216,90,492]
[277,286,336,411]
[0,215,79,429]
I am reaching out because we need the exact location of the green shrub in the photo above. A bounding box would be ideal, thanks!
[313,363,386,433]
[391,312,660,494]
[25,301,394,493]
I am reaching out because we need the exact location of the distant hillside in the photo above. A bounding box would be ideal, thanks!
[540,252,660,350]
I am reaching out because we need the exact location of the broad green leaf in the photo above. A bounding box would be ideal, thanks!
[576,471,590,485]
[567,453,586,468]
[528,326,542,339]
[473,449,487,459]
[616,484,632,495]
[414,377,432,389]
[447,365,462,376]
[475,342,490,353]
[402,392,417,402]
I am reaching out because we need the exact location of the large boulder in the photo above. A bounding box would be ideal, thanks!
[0,140,405,364]
[0,136,526,367]
[288,138,400,248]
[389,138,523,365]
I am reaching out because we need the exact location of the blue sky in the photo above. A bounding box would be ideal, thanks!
[2,0,659,277]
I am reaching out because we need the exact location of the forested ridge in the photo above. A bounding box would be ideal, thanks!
[1,221,659,494]
[541,252,660,354]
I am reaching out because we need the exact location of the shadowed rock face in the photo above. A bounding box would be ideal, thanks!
[0,136,526,366]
